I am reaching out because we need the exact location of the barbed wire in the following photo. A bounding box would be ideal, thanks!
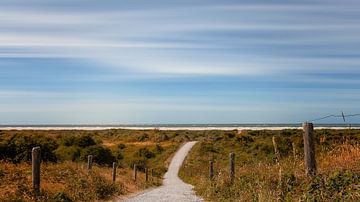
[309,113,360,122]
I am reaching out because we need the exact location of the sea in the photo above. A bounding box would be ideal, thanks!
[0,124,359,130]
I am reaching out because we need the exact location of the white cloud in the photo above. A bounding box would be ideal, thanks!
[1,2,360,77]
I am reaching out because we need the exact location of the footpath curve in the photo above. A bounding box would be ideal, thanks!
[122,141,203,202]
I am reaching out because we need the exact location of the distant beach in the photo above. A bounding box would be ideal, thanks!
[0,124,358,131]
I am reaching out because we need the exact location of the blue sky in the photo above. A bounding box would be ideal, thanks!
[1,0,360,124]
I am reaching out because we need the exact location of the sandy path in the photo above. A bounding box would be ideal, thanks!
[122,141,203,202]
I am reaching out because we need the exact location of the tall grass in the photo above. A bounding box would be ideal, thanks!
[0,129,185,201]
[179,129,360,201]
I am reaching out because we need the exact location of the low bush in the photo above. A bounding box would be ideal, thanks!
[55,146,81,161]
[80,145,115,166]
[0,134,58,163]
[60,135,96,148]
[136,148,155,159]
[75,135,97,148]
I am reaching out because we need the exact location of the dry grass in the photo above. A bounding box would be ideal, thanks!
[319,143,360,172]
[0,129,184,201]
[180,130,360,201]
[0,160,162,201]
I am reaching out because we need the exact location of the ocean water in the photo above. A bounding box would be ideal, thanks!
[0,123,359,130]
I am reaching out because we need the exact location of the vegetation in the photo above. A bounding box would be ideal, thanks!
[0,129,191,201]
[179,129,360,201]
[1,128,359,201]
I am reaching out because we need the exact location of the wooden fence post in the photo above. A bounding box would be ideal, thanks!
[303,122,316,176]
[133,164,137,181]
[87,155,93,170]
[32,147,41,195]
[229,152,235,180]
[209,160,214,180]
[112,162,117,183]
[145,168,149,182]
[272,136,280,163]
[292,142,297,159]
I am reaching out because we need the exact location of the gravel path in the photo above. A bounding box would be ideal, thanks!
[122,141,203,202]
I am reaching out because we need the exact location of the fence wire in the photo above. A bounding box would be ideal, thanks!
[309,112,360,122]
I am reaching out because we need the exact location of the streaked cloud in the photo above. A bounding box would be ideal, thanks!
[1,1,360,76]
[0,0,359,123]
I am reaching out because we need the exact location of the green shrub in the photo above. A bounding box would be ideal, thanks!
[60,135,97,148]
[199,142,219,154]
[60,136,77,147]
[80,145,115,166]
[55,146,81,161]
[0,135,58,163]
[76,135,96,148]
[136,148,155,159]
[92,175,118,199]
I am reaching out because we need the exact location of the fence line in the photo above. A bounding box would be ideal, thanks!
[208,121,321,180]
[30,149,155,194]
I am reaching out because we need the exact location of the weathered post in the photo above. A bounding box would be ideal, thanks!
[292,142,297,159]
[112,162,117,183]
[272,136,280,163]
[133,164,137,181]
[32,147,41,195]
[87,155,93,170]
[151,168,154,177]
[229,152,235,180]
[303,122,316,176]
[209,160,214,180]
[145,168,149,182]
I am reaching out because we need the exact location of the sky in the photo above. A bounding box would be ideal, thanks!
[0,0,360,124]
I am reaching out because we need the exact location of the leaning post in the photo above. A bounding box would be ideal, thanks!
[303,122,317,176]
[32,147,41,195]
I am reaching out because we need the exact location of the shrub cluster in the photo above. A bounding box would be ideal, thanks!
[0,134,116,166]
[129,144,165,171]
[56,135,115,166]
[0,134,58,163]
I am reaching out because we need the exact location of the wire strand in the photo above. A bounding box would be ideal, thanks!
[309,113,360,122]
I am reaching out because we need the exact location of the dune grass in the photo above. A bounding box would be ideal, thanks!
[0,129,185,201]
[2,128,359,201]
[179,129,360,201]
